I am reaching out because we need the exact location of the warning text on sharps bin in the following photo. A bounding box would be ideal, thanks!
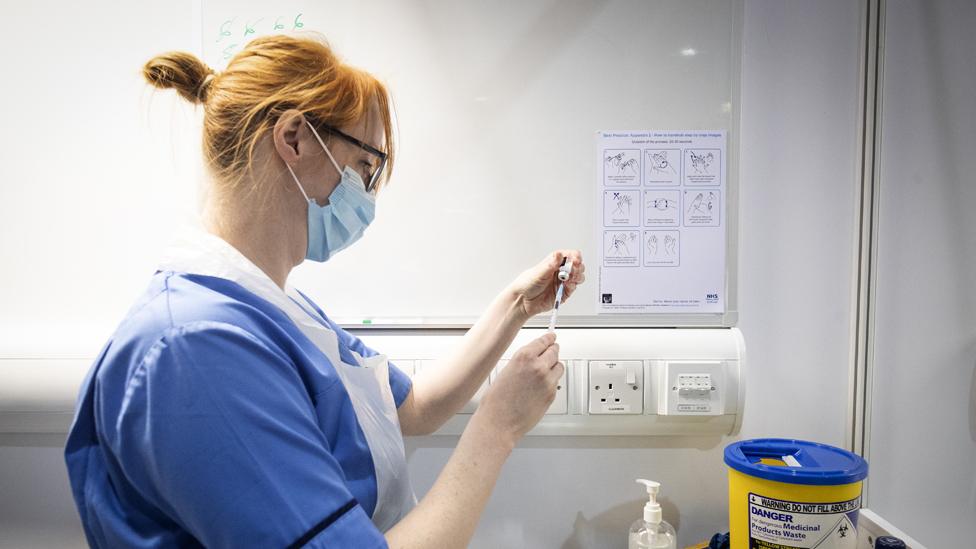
[747,493,861,548]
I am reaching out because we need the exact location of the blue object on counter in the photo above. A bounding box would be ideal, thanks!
[875,535,907,548]
[708,532,730,549]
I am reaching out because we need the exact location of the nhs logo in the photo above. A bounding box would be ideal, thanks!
[706,293,719,304]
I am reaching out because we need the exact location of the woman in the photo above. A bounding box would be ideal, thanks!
[65,35,585,548]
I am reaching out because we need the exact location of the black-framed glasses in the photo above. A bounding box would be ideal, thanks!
[306,115,388,193]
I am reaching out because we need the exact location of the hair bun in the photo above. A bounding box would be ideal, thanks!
[142,51,215,104]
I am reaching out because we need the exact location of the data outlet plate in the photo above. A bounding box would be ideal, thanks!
[588,360,643,414]
[658,361,725,416]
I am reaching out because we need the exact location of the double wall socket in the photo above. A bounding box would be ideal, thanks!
[588,361,643,414]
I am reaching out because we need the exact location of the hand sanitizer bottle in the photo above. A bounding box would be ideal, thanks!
[628,479,677,549]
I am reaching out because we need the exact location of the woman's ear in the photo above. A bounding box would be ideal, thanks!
[272,109,306,166]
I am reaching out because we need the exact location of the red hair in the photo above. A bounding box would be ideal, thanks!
[142,34,395,194]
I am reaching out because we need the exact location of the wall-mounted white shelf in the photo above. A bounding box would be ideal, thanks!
[0,328,745,438]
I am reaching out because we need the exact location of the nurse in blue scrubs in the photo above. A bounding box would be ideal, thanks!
[64,36,585,548]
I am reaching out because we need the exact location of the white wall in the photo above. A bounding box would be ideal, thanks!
[0,1,864,547]
[0,1,199,546]
[0,0,202,355]
[867,1,976,547]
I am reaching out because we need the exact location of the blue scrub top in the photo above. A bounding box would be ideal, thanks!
[64,271,413,549]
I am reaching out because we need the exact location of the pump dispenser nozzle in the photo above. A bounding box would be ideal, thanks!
[635,479,662,524]
[630,479,676,549]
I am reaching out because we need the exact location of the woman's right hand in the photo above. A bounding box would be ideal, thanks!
[476,332,563,443]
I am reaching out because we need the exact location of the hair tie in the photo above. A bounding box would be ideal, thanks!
[196,73,216,102]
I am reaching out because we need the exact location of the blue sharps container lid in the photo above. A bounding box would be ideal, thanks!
[724,438,868,486]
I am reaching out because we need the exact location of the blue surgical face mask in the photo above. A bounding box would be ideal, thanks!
[285,119,376,262]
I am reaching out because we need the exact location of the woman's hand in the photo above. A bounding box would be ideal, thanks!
[475,333,563,444]
[387,334,562,549]
[507,250,586,319]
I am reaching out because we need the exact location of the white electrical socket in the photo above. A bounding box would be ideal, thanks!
[588,361,643,414]
[492,359,568,415]
[657,361,725,416]
[548,363,568,415]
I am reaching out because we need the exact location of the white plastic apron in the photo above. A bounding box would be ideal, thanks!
[158,229,416,532]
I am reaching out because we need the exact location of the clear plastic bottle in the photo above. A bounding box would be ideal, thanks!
[628,479,677,549]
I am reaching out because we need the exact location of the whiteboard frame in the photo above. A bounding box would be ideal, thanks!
[341,0,743,330]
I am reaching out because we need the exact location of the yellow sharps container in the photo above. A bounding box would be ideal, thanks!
[724,439,869,549]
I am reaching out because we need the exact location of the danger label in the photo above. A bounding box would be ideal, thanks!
[748,493,860,549]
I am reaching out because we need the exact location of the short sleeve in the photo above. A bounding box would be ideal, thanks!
[296,292,413,408]
[107,321,388,549]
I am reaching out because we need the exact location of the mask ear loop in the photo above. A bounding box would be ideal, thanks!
[284,163,312,203]
[303,117,343,175]
[283,116,343,204]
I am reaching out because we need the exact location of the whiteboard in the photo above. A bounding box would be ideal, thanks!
[0,1,205,355]
[0,1,740,356]
[199,0,741,327]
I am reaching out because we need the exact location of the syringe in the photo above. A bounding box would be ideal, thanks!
[547,258,574,333]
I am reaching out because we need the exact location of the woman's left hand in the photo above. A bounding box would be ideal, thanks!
[507,250,586,319]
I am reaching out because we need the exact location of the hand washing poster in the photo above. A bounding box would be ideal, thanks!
[597,131,726,314]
